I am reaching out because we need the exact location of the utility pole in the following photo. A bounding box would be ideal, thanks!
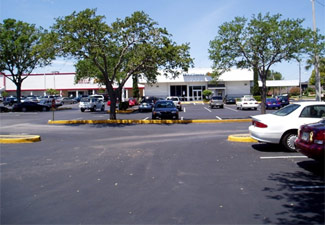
[299,60,302,99]
[311,0,321,101]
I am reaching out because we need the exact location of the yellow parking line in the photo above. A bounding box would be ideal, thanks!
[0,135,41,144]
[48,119,252,125]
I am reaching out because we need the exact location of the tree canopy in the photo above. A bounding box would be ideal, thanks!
[209,13,314,114]
[52,9,193,119]
[0,18,55,102]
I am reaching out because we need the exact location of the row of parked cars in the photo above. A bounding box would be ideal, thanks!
[209,95,290,110]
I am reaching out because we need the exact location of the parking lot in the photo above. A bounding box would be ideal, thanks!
[1,103,324,224]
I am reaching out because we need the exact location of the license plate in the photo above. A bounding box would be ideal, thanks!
[301,132,309,141]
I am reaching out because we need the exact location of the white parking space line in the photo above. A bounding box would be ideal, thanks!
[216,116,222,120]
[143,117,149,120]
[204,107,212,112]
[260,156,307,159]
[224,106,238,112]
[183,107,186,113]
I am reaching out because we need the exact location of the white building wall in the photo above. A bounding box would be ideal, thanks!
[144,83,169,97]
[225,81,251,96]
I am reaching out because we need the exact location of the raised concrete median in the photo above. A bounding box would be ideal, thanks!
[0,135,41,144]
[227,133,258,143]
[48,118,252,125]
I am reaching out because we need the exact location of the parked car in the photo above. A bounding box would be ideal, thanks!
[166,96,182,110]
[265,98,281,110]
[39,99,63,108]
[128,97,138,107]
[236,97,258,110]
[276,95,290,107]
[152,100,179,119]
[209,96,224,108]
[0,106,10,112]
[61,97,77,104]
[3,97,17,106]
[138,97,158,112]
[12,102,50,112]
[295,119,324,162]
[223,95,241,104]
[249,102,325,151]
[89,94,105,101]
[79,97,105,112]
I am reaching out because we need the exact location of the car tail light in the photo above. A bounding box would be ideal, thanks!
[311,131,324,145]
[252,120,268,128]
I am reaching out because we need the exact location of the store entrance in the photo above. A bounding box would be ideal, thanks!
[193,90,202,100]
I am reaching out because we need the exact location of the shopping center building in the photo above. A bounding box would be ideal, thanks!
[0,68,299,100]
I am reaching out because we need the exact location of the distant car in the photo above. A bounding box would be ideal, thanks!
[152,100,179,119]
[209,96,224,108]
[39,99,62,108]
[128,97,138,107]
[265,98,281,110]
[12,102,50,112]
[223,95,241,104]
[249,101,325,151]
[276,95,290,107]
[89,94,105,101]
[166,96,182,110]
[79,97,105,112]
[61,97,77,104]
[295,119,325,162]
[139,100,155,112]
[236,97,258,110]
[3,97,17,106]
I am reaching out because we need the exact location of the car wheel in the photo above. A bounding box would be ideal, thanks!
[220,105,224,109]
[152,115,156,119]
[282,131,298,152]
[81,108,85,112]
[22,107,27,112]
[42,107,47,112]
[101,106,104,111]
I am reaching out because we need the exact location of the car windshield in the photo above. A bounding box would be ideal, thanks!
[155,102,175,108]
[81,98,90,102]
[273,104,300,116]
[212,96,222,100]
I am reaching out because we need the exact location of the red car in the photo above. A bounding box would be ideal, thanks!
[295,119,325,162]
[128,97,138,107]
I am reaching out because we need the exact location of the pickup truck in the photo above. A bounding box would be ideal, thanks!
[79,97,105,112]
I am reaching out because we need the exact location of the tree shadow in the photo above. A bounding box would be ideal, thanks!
[257,160,325,224]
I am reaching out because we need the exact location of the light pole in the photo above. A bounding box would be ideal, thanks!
[311,0,321,101]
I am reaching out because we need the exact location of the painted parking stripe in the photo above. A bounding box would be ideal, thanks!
[216,116,222,120]
[183,107,186,113]
[260,156,307,159]
[204,107,212,112]
[143,117,149,120]
[225,106,238,112]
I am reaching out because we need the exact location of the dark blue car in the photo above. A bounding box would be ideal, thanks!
[265,98,281,109]
[152,100,179,119]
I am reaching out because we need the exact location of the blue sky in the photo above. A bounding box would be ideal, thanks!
[1,0,324,81]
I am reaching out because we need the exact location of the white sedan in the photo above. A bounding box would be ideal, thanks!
[236,97,259,110]
[249,101,325,151]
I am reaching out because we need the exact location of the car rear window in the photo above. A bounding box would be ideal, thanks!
[211,96,222,100]
[273,104,300,116]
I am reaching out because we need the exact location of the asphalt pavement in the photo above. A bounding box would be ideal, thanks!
[1,104,324,224]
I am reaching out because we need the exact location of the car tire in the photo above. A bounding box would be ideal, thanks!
[22,107,27,112]
[101,106,104,111]
[220,105,224,109]
[281,131,298,152]
[152,115,156,119]
[42,107,47,112]
[81,108,85,112]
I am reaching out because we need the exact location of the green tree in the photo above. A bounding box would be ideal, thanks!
[306,57,325,89]
[209,13,311,114]
[0,19,55,102]
[52,9,193,119]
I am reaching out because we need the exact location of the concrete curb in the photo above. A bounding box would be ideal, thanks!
[0,135,41,144]
[227,133,258,143]
[48,118,252,125]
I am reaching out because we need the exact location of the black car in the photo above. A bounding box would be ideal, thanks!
[12,102,50,112]
[152,100,179,119]
[223,95,241,104]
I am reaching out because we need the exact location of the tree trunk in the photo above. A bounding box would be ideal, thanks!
[16,82,22,103]
[109,91,117,120]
